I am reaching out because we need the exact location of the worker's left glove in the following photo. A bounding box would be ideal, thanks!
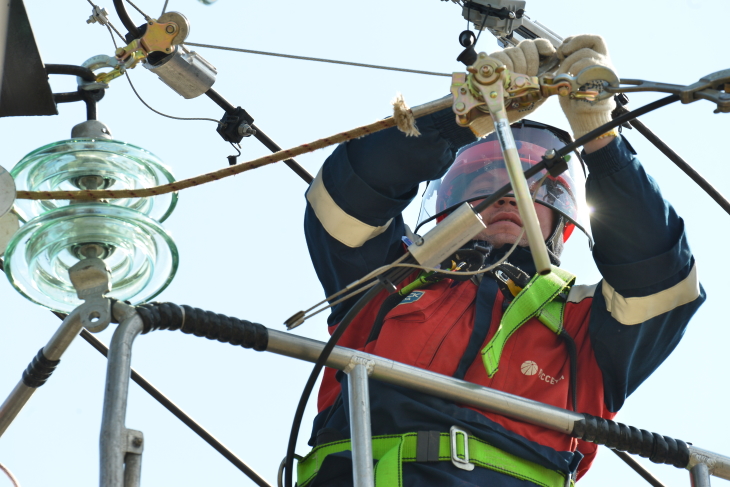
[556,34,617,139]
[470,38,556,137]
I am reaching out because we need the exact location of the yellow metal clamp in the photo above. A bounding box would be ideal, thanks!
[90,12,190,87]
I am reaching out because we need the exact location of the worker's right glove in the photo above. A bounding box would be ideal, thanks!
[556,34,617,139]
[470,38,557,137]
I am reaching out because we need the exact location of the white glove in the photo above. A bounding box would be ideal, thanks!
[470,38,556,137]
[556,34,617,139]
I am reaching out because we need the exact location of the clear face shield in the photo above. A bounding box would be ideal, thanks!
[416,120,591,243]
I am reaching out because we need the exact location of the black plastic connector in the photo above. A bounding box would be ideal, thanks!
[136,302,268,351]
[572,413,690,469]
[22,349,60,388]
[216,107,255,144]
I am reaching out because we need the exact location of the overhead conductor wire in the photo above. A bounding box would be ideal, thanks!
[184,42,452,78]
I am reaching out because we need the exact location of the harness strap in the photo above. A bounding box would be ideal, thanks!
[297,430,572,487]
[481,265,576,378]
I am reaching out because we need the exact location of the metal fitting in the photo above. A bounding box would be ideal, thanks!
[87,6,109,25]
[68,256,112,332]
[145,46,217,99]
[237,123,256,137]
[71,120,113,140]
[408,203,486,269]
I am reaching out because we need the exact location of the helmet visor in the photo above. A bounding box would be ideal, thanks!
[416,121,590,238]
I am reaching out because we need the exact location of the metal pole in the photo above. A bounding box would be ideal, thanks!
[99,303,145,487]
[347,360,375,487]
[123,451,143,487]
[688,446,730,481]
[0,307,83,436]
[690,463,712,487]
[265,329,581,434]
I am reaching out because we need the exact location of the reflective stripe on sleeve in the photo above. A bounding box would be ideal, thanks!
[306,168,393,248]
[567,283,598,304]
[601,263,700,325]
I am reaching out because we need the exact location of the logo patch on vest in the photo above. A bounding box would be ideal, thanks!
[521,360,565,385]
[520,360,538,376]
[399,290,425,305]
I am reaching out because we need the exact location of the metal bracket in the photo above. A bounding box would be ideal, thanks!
[0,164,15,219]
[344,356,375,376]
[126,428,144,455]
[68,256,112,332]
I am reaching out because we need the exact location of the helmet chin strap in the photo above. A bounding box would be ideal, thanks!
[545,215,565,265]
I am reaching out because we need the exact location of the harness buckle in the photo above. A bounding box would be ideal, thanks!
[449,426,475,471]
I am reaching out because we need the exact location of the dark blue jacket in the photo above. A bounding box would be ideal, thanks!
[303,108,704,486]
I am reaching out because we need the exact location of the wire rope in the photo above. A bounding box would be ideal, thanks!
[184,42,452,78]
[124,0,152,21]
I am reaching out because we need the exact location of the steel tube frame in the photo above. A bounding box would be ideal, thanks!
[266,329,581,433]
[0,307,83,436]
[690,463,711,487]
[99,304,145,487]
[347,361,375,487]
[688,446,730,482]
[265,329,730,481]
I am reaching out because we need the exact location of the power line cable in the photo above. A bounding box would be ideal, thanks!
[184,42,452,78]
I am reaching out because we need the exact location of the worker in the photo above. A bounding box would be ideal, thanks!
[299,35,705,486]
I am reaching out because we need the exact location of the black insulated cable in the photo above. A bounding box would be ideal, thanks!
[284,283,387,487]
[113,0,140,38]
[611,449,669,487]
[205,89,314,184]
[79,329,273,487]
[614,105,730,216]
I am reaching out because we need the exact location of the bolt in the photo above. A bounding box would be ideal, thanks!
[455,102,466,112]
[514,76,525,87]
[166,24,176,34]
[508,11,516,19]
[489,91,498,99]
[148,21,154,25]
[480,65,494,77]
[132,437,143,448]
[478,52,487,59]
[460,87,467,94]
[558,86,570,97]
[165,47,171,52]
[115,47,125,57]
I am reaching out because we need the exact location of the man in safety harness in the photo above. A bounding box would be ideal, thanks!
[301,35,704,486]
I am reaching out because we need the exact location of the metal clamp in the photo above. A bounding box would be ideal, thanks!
[605,68,730,113]
[540,65,619,102]
[68,255,112,333]
[449,426,475,471]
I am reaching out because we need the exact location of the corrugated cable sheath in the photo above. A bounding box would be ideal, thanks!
[614,105,730,216]
[79,329,273,487]
[205,89,313,184]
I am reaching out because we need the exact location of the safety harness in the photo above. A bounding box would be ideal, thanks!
[297,427,574,487]
[298,265,578,486]
[482,265,576,377]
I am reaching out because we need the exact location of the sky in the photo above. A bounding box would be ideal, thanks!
[0,0,728,486]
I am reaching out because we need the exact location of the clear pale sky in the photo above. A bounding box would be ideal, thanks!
[0,0,728,486]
